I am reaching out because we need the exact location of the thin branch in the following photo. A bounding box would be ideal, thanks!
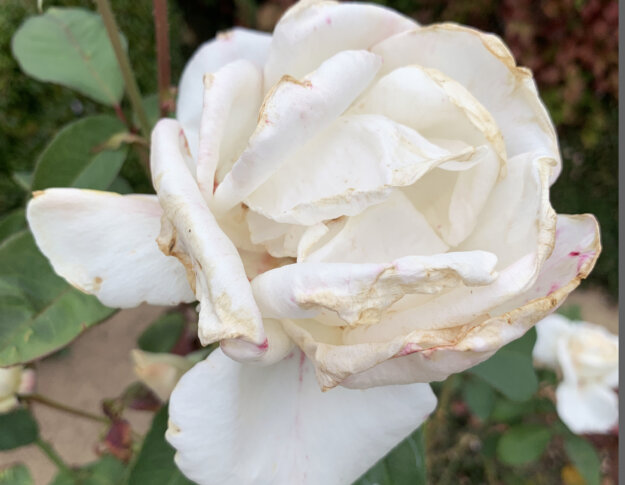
[95,0,151,141]
[153,0,172,117]
[22,393,109,424]
[35,438,75,477]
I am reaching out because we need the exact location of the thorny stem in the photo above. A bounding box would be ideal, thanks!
[153,0,172,117]
[35,438,75,477]
[22,393,109,424]
[95,0,151,141]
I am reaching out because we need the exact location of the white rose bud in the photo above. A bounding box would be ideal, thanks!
[534,313,618,434]
[27,1,601,483]
[131,349,194,402]
[0,366,35,414]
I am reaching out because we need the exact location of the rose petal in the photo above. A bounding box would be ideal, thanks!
[246,114,479,226]
[372,24,561,182]
[197,60,263,202]
[405,144,500,246]
[212,50,382,214]
[151,119,264,348]
[27,189,194,307]
[176,28,271,161]
[264,0,416,87]
[344,153,555,343]
[556,382,618,434]
[280,214,599,390]
[252,251,497,327]
[350,64,506,169]
[303,190,449,264]
[533,314,574,370]
[167,348,436,485]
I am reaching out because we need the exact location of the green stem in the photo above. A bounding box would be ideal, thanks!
[35,438,75,477]
[153,0,172,117]
[22,393,109,424]
[95,0,151,141]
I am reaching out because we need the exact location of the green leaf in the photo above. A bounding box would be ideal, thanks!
[0,209,26,244]
[138,312,186,353]
[0,230,114,366]
[51,455,126,485]
[462,375,496,421]
[108,176,133,194]
[134,94,162,131]
[469,330,538,401]
[0,464,33,485]
[127,406,194,485]
[564,435,601,485]
[32,115,128,191]
[558,304,583,322]
[12,172,33,193]
[12,7,125,106]
[0,409,39,451]
[496,424,552,466]
[490,398,531,424]
[353,427,426,485]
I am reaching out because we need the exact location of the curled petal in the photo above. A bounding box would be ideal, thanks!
[246,114,478,226]
[27,189,194,307]
[176,28,271,161]
[151,120,265,349]
[372,24,561,182]
[197,60,263,202]
[252,251,497,326]
[264,0,416,87]
[281,214,599,390]
[350,64,506,170]
[213,50,382,213]
[167,348,436,485]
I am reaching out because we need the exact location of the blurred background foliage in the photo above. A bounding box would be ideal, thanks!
[0,0,617,299]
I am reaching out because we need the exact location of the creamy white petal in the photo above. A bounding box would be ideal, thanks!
[281,214,599,390]
[212,50,382,214]
[405,144,500,246]
[346,154,555,342]
[372,24,561,182]
[264,0,416,87]
[246,114,478,226]
[177,28,271,161]
[151,119,265,348]
[556,382,618,434]
[533,314,574,369]
[304,190,449,264]
[252,251,497,326]
[167,348,436,485]
[27,188,194,307]
[197,60,263,202]
[350,64,506,169]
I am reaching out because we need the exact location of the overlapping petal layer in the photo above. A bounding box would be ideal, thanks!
[151,119,265,347]
[280,214,599,390]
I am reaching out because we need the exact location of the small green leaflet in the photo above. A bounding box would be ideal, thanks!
[12,8,125,106]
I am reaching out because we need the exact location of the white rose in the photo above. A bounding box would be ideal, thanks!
[0,366,35,413]
[534,314,618,434]
[27,1,601,483]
